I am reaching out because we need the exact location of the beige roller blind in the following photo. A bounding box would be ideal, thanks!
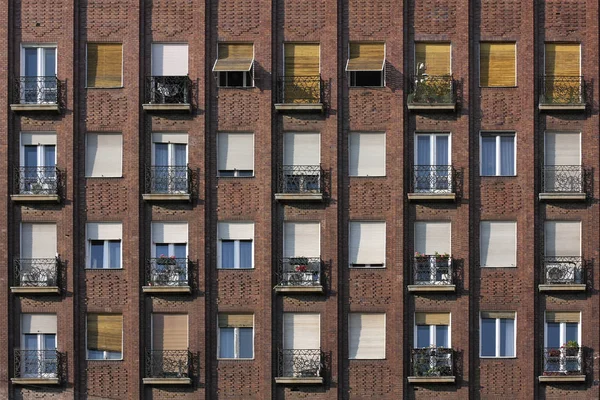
[349,221,386,265]
[21,132,56,146]
[348,313,385,359]
[283,313,320,350]
[22,314,57,334]
[283,133,320,166]
[87,314,123,353]
[217,222,254,240]
[87,43,123,87]
[415,312,450,326]
[349,132,386,177]
[480,221,516,267]
[544,132,580,166]
[217,133,254,171]
[347,43,385,71]
[544,221,581,257]
[152,314,188,350]
[218,314,253,328]
[284,43,320,76]
[481,311,515,319]
[283,222,320,258]
[213,43,254,71]
[85,133,123,177]
[86,222,122,240]
[151,43,189,76]
[152,133,188,144]
[480,42,516,87]
[21,223,56,259]
[546,311,580,323]
[152,222,188,243]
[415,43,451,75]
[545,44,580,76]
[414,222,451,255]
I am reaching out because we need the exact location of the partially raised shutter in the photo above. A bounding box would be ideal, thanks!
[349,132,386,176]
[284,44,319,76]
[348,313,385,359]
[414,222,451,255]
[87,222,122,240]
[217,133,254,171]
[22,314,57,334]
[152,133,188,144]
[283,313,320,350]
[218,314,253,328]
[152,314,188,350]
[545,44,580,76]
[21,223,56,258]
[415,43,451,75]
[152,43,189,76]
[152,222,188,243]
[544,221,581,257]
[283,222,320,258]
[480,43,516,87]
[21,132,56,146]
[546,311,580,323]
[86,133,122,177]
[217,222,254,240]
[480,221,516,267]
[544,132,580,166]
[87,43,122,87]
[214,43,254,71]
[283,133,320,166]
[481,311,515,319]
[415,312,450,325]
[347,43,385,71]
[349,221,386,265]
[87,314,123,353]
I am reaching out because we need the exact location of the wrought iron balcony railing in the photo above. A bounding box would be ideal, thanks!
[144,165,191,195]
[146,258,189,287]
[14,167,61,196]
[276,257,321,287]
[277,76,322,104]
[145,350,191,379]
[14,258,59,288]
[542,347,583,375]
[14,349,62,380]
[411,165,454,194]
[542,166,584,193]
[145,76,191,104]
[12,76,59,104]
[413,255,453,286]
[278,349,322,378]
[543,256,584,285]
[540,75,584,105]
[411,347,454,377]
[408,75,455,105]
[277,165,323,194]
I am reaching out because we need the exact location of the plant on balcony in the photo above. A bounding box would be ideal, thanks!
[414,252,429,262]
[434,251,450,261]
[289,257,309,271]
[548,348,561,357]
[563,340,579,356]
[157,254,177,265]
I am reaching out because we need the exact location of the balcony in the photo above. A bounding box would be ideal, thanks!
[539,76,585,111]
[539,347,585,382]
[274,257,323,294]
[407,75,456,111]
[275,349,323,385]
[408,166,455,201]
[143,257,191,294]
[408,347,455,384]
[11,258,60,295]
[539,166,586,201]
[12,167,62,203]
[274,76,324,112]
[143,166,191,201]
[539,256,585,292]
[275,165,323,202]
[10,76,60,112]
[408,255,455,293]
[143,350,191,385]
[12,350,63,385]
[143,76,192,112]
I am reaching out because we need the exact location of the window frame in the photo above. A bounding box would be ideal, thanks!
[479,221,517,268]
[214,42,255,88]
[414,132,452,166]
[217,132,255,178]
[479,132,516,176]
[414,316,451,349]
[86,314,123,361]
[348,221,386,268]
[86,43,124,89]
[347,42,386,88]
[217,315,255,360]
[86,223,123,270]
[479,314,517,358]
[544,314,581,348]
[20,44,57,77]
[218,239,253,269]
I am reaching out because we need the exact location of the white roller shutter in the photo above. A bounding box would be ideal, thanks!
[545,132,580,165]
[218,222,254,239]
[152,222,188,243]
[217,133,254,171]
[283,133,320,166]
[348,313,385,359]
[283,222,320,258]
[86,133,122,177]
[21,223,56,258]
[283,313,320,350]
[349,132,386,176]
[21,132,56,145]
[414,222,451,254]
[480,221,516,267]
[87,222,122,240]
[349,221,386,265]
[152,133,188,144]
[151,43,189,76]
[545,221,581,256]
[22,314,57,334]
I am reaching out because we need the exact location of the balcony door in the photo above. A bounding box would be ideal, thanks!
[151,314,188,378]
[22,47,57,104]
[415,133,450,192]
[21,314,57,378]
[21,223,57,287]
[152,133,188,194]
[283,133,320,193]
[151,222,188,286]
[544,132,581,192]
[282,313,320,377]
[545,312,580,373]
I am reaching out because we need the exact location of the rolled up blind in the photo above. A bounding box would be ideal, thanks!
[347,43,385,71]
[283,313,320,350]
[217,133,254,171]
[415,312,450,325]
[480,221,516,267]
[414,222,451,255]
[22,314,57,334]
[218,314,253,328]
[283,222,320,258]
[480,42,516,87]
[152,222,188,243]
[22,223,56,259]
[349,221,386,265]
[217,222,254,240]
[87,314,123,353]
[21,132,56,146]
[214,43,254,71]
[151,43,189,76]
[415,43,451,75]
[546,311,580,323]
[152,132,188,144]
[544,221,581,257]
[481,311,515,319]
[348,313,385,359]
[87,43,122,87]
[284,44,320,76]
[86,222,122,240]
[152,314,188,350]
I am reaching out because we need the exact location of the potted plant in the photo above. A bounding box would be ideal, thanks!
[563,340,579,356]
[414,252,429,262]
[157,254,177,266]
[289,257,309,272]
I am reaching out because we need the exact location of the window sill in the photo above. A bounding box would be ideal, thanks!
[217,358,255,361]
[86,86,124,89]
[217,268,255,271]
[217,175,255,179]
[480,266,517,268]
[349,358,387,361]
[86,358,124,361]
[479,356,517,359]
[85,176,124,179]
[479,175,517,178]
[217,86,256,90]
[349,175,386,178]
[349,265,386,269]
[85,268,124,271]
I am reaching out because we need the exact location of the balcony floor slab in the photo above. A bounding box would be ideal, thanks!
[10,104,60,113]
[408,193,456,201]
[142,193,191,202]
[143,377,192,385]
[275,377,324,385]
[12,377,60,385]
[142,104,192,112]
[11,286,60,294]
[408,376,456,384]
[538,284,586,292]
[11,194,60,203]
[143,286,191,294]
[274,285,324,294]
[538,375,585,383]
[408,285,456,293]
[539,193,586,201]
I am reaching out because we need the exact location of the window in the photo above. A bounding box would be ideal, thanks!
[283,313,321,377]
[479,42,516,87]
[544,44,581,104]
[21,223,57,286]
[545,312,580,348]
[151,314,188,375]
[152,133,188,193]
[415,42,451,76]
[349,132,386,177]
[86,223,122,269]
[414,222,451,255]
[218,222,254,269]
[544,132,581,192]
[20,45,57,104]
[480,312,516,357]
[480,221,516,267]
[87,314,123,360]
[21,314,57,378]
[87,43,123,88]
[151,222,188,285]
[284,222,320,258]
[545,221,580,258]
[349,313,385,359]
[151,43,188,77]
[85,133,123,177]
[20,132,57,194]
[480,133,515,176]
[283,43,320,103]
[414,133,451,192]
[217,133,254,177]
[349,221,385,268]
[415,312,450,348]
[218,314,254,359]
[213,43,254,88]
[346,42,385,87]
[283,132,321,193]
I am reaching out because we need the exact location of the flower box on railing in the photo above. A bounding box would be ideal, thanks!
[539,346,585,382]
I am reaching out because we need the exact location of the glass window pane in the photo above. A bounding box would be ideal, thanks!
[435,136,449,165]
[500,136,515,176]
[109,240,121,269]
[23,334,38,350]
[481,318,496,356]
[219,328,235,358]
[173,144,187,166]
[219,170,235,177]
[546,323,561,348]
[238,328,254,359]
[90,240,104,269]
[24,48,38,77]
[481,137,496,175]
[416,325,430,348]
[155,243,169,257]
[416,136,431,165]
[566,323,579,344]
[106,351,122,360]
[44,145,56,168]
[436,325,449,348]
[221,240,235,269]
[239,240,252,269]
[237,170,254,177]
[154,143,169,166]
[499,318,515,357]
[173,243,187,259]
[43,334,56,350]
[87,350,104,360]
[24,146,38,168]
[44,48,56,76]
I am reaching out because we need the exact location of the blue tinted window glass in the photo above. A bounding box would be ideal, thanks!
[239,240,252,269]
[219,328,235,358]
[481,318,496,356]
[416,325,430,348]
[238,328,254,359]
[90,240,104,269]
[221,241,235,269]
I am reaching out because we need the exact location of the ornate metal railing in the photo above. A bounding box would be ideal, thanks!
[542,347,583,375]
[12,76,59,104]
[276,257,321,287]
[411,347,454,377]
[412,165,453,193]
[278,349,322,378]
[14,258,59,288]
[146,258,189,287]
[14,349,62,379]
[145,350,191,379]
[278,165,323,194]
[145,76,191,104]
[540,76,584,105]
[277,76,322,104]
[408,75,455,105]
[413,255,453,285]
[542,256,584,285]
[14,167,61,196]
[542,165,584,193]
[144,165,191,195]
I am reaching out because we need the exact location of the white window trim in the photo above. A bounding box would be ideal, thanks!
[544,313,581,347]
[414,132,452,165]
[217,239,254,269]
[479,132,516,176]
[216,316,255,360]
[87,239,122,269]
[85,315,124,361]
[414,319,451,348]
[151,141,188,166]
[20,44,57,77]
[479,313,517,358]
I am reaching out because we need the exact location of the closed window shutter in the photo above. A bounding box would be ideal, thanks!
[22,314,57,334]
[214,43,254,71]
[151,43,189,76]
[546,311,580,324]
[480,43,516,87]
[87,43,122,87]
[349,132,386,176]
[283,222,320,258]
[544,221,580,256]
[414,222,451,254]
[218,314,253,328]
[283,313,320,350]
[415,43,451,75]
[152,222,188,243]
[481,311,515,319]
[87,222,122,240]
[349,313,385,359]
[415,312,450,325]
[346,43,385,71]
[545,44,580,76]
[152,314,188,350]
[87,314,123,353]
[349,221,386,265]
[283,133,320,166]
[284,43,320,76]
[544,132,580,166]
[217,133,254,171]
[86,133,122,177]
[480,221,516,267]
[217,222,254,240]
[22,223,56,258]
[152,133,188,144]
[21,132,56,146]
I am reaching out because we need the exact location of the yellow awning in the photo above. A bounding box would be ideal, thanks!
[213,43,254,72]
[346,43,385,71]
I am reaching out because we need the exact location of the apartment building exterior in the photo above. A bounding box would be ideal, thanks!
[1,0,599,398]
